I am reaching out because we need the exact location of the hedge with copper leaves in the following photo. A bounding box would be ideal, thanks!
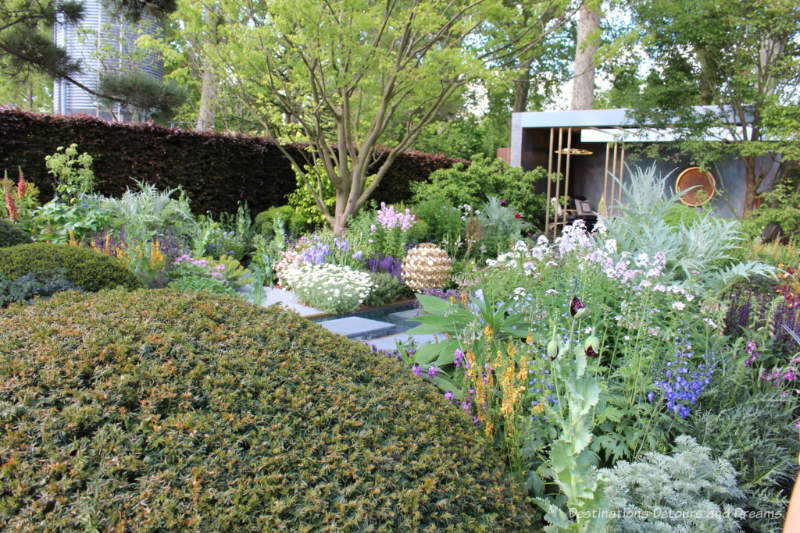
[0,108,466,216]
[0,289,539,531]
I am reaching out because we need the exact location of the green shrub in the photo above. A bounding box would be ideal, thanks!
[0,243,142,292]
[254,205,304,236]
[0,289,539,531]
[364,272,411,307]
[412,195,464,244]
[741,175,800,240]
[411,154,547,228]
[0,219,32,247]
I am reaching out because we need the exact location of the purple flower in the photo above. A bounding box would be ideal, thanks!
[427,365,438,378]
[570,296,585,317]
[460,400,471,411]
[444,391,454,403]
[453,348,464,368]
[352,250,363,261]
[412,364,423,377]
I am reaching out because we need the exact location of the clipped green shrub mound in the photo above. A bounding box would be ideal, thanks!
[0,219,32,247]
[0,243,142,292]
[0,290,538,531]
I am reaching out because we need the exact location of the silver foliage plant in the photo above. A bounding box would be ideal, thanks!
[600,435,745,533]
[102,180,198,242]
[601,164,774,295]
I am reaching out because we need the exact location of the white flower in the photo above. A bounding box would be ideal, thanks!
[672,301,686,311]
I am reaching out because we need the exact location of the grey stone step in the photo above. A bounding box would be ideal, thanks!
[365,333,442,352]
[318,316,396,340]
[387,309,419,321]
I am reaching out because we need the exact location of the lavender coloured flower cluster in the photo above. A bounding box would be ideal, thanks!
[367,254,403,280]
[376,202,416,231]
[650,335,713,419]
[300,237,331,265]
[175,254,228,283]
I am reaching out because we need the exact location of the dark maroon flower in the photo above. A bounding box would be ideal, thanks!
[501,199,508,206]
[570,296,585,317]
[585,345,598,358]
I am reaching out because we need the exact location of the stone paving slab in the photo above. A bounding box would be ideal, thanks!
[365,333,441,352]
[387,308,420,321]
[318,316,396,340]
[253,287,324,317]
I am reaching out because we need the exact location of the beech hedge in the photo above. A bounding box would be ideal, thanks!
[0,289,539,531]
[0,108,466,216]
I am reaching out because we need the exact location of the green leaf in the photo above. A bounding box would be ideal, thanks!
[415,293,455,316]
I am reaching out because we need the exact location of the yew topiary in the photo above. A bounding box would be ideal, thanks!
[0,242,142,292]
[0,290,539,531]
[0,219,32,247]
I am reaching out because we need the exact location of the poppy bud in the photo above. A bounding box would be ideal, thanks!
[547,339,558,359]
[584,335,600,358]
[570,296,586,318]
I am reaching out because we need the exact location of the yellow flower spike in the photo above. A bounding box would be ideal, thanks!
[466,349,476,368]
[460,291,468,306]
[507,341,516,356]
[534,403,544,414]
[450,295,456,304]
[517,357,529,381]
[104,233,111,254]
[526,332,533,345]
[484,325,493,340]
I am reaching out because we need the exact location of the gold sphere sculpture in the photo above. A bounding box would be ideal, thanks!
[401,243,452,291]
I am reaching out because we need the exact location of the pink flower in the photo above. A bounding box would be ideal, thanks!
[4,192,17,222]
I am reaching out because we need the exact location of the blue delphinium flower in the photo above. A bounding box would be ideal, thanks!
[651,335,713,418]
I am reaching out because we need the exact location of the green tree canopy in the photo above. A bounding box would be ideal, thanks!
[212,0,494,233]
[602,0,800,215]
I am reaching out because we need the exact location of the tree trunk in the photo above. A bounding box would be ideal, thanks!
[513,58,534,112]
[196,66,218,131]
[570,3,601,110]
[743,155,758,217]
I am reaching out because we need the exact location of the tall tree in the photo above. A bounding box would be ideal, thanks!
[570,0,601,110]
[480,0,575,113]
[0,0,177,100]
[612,0,800,215]
[213,0,493,234]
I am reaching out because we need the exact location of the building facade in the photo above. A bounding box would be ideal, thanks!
[53,0,164,120]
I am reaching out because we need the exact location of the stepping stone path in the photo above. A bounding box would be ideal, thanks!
[248,287,443,351]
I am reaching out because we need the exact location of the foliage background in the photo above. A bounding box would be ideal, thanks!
[0,109,466,216]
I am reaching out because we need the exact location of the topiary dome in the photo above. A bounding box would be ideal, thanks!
[0,242,142,292]
[0,219,32,247]
[0,290,538,531]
